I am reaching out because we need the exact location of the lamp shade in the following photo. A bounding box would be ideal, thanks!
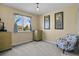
[36,7,39,11]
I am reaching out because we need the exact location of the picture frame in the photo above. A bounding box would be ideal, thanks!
[55,12,64,29]
[44,15,50,30]
[0,22,4,31]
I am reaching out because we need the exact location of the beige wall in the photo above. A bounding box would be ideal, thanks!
[77,8,79,34]
[0,4,78,45]
[0,5,38,45]
[39,5,77,42]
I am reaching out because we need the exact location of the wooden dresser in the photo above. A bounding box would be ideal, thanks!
[33,30,42,41]
[0,32,12,52]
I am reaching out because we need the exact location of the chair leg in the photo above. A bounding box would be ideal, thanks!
[56,44,58,47]
[63,49,65,54]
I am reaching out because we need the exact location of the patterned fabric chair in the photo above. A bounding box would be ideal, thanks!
[56,34,79,53]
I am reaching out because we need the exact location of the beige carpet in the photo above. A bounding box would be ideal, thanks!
[0,41,78,56]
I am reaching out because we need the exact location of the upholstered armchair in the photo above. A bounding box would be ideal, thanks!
[56,34,79,53]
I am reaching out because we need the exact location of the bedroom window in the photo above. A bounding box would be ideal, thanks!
[14,14,32,32]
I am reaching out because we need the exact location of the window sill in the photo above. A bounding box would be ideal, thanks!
[15,30,33,33]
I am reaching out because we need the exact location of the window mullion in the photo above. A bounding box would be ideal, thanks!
[22,17,24,31]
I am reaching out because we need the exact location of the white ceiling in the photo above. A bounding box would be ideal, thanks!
[0,3,77,15]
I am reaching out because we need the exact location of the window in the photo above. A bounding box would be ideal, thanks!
[14,14,32,32]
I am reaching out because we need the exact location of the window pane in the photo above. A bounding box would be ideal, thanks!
[14,15,23,32]
[14,15,32,32]
[23,16,31,31]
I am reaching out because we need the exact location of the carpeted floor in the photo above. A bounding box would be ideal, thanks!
[0,41,79,56]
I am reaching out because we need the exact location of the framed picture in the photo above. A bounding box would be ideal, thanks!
[44,15,50,30]
[55,12,64,29]
[0,22,4,31]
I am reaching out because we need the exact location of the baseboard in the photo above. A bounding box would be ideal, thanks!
[43,40,57,45]
[12,41,33,47]
[12,40,57,47]
[0,48,12,53]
